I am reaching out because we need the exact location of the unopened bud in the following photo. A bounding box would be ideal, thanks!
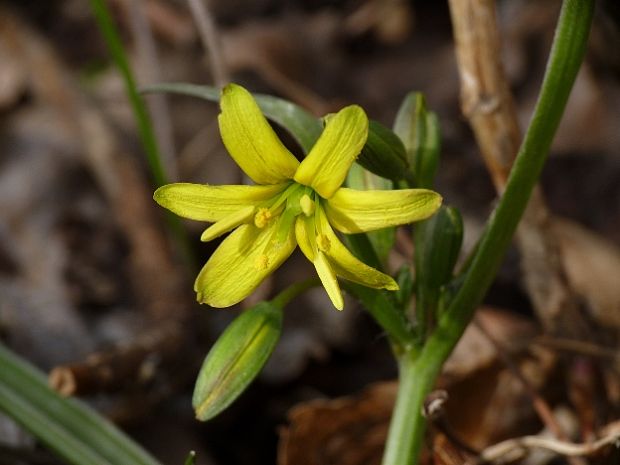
[193,302,283,421]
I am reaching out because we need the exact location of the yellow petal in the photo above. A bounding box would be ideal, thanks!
[195,220,296,307]
[294,216,343,310]
[200,205,256,242]
[154,183,287,222]
[314,251,344,310]
[219,84,300,184]
[317,208,398,290]
[325,187,442,233]
[294,216,315,262]
[294,105,368,199]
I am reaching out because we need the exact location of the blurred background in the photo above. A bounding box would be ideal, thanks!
[1,0,620,464]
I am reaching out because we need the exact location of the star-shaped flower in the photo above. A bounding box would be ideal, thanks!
[154,84,441,310]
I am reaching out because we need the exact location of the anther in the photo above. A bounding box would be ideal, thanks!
[254,254,270,270]
[254,208,272,228]
[316,234,331,252]
[300,194,315,217]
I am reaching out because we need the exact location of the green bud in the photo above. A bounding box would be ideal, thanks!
[393,92,441,188]
[357,120,409,182]
[416,206,463,292]
[394,265,414,309]
[192,302,282,421]
[415,206,463,326]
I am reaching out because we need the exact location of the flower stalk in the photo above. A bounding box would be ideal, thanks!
[382,0,595,463]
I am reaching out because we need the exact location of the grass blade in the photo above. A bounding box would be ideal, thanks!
[0,344,162,465]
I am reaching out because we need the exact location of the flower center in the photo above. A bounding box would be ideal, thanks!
[254,208,272,228]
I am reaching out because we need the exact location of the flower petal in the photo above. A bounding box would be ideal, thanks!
[219,84,300,184]
[294,105,368,199]
[325,187,442,233]
[294,216,315,262]
[314,251,344,310]
[195,220,296,307]
[317,209,398,290]
[294,216,343,310]
[154,183,287,222]
[201,205,256,242]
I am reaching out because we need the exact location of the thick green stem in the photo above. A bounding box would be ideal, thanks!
[383,1,594,464]
[382,352,433,465]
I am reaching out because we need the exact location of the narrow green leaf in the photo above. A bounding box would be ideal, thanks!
[141,83,323,155]
[89,0,167,187]
[193,302,283,421]
[0,344,162,465]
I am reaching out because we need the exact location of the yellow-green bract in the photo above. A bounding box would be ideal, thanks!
[154,83,442,310]
[192,302,282,421]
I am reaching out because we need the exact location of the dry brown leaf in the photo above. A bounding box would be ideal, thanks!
[278,382,396,465]
[278,308,551,464]
[552,218,620,330]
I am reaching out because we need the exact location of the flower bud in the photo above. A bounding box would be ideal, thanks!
[415,206,463,313]
[393,92,440,188]
[192,302,282,421]
[357,120,409,182]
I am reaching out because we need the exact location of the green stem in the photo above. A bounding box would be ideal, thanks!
[89,0,167,187]
[344,283,415,353]
[271,278,320,308]
[383,1,594,464]
[382,352,432,465]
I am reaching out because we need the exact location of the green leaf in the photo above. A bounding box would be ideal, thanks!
[393,93,440,188]
[0,344,162,465]
[141,83,323,155]
[192,302,283,421]
[358,120,410,182]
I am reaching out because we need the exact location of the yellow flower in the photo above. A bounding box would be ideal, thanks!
[154,84,442,310]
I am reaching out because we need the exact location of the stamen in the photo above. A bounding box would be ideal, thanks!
[300,194,315,217]
[254,208,272,228]
[316,234,331,252]
[255,254,270,270]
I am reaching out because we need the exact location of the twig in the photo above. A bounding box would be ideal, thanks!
[473,422,620,464]
[447,0,592,339]
[186,0,228,87]
[536,336,620,363]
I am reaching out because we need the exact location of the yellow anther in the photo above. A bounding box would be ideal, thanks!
[299,194,315,217]
[316,234,331,252]
[254,254,270,270]
[254,208,272,228]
